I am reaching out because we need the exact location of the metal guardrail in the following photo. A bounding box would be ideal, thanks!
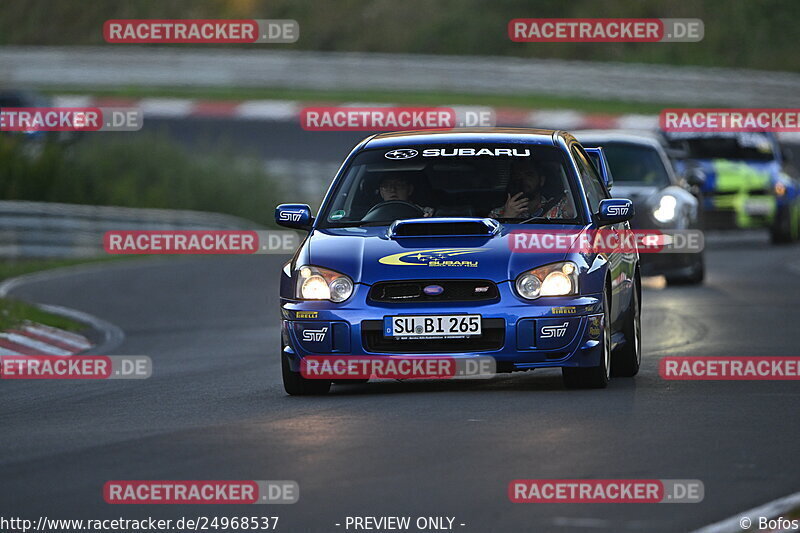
[0,200,260,258]
[2,46,800,106]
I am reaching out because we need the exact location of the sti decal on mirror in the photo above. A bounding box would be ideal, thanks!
[605,204,630,216]
[278,210,305,222]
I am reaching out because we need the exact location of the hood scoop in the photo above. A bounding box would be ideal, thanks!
[388,217,500,238]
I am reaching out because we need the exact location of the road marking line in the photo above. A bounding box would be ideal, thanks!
[23,325,91,349]
[138,98,194,117]
[0,333,73,356]
[552,517,610,528]
[692,491,800,533]
[13,329,83,353]
[235,99,300,120]
[0,337,41,355]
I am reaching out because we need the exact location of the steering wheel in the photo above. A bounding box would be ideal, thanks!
[362,200,424,222]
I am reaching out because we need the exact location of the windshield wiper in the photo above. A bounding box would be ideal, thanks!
[327,221,389,228]
[499,216,566,224]
[357,221,392,227]
[519,216,550,224]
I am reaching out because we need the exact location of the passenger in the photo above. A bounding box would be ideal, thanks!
[489,161,573,219]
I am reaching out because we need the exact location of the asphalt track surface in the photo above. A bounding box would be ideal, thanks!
[1,233,798,533]
[1,119,799,532]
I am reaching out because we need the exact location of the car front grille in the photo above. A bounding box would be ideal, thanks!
[368,279,499,303]
[710,189,770,196]
[361,318,505,353]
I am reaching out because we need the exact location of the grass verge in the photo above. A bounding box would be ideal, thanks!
[0,256,138,283]
[0,132,281,227]
[0,298,83,332]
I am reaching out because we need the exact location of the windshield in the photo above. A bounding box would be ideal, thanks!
[600,142,671,187]
[667,132,775,161]
[319,144,582,227]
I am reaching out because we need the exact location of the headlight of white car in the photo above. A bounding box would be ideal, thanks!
[515,262,578,299]
[653,194,678,223]
[296,265,354,302]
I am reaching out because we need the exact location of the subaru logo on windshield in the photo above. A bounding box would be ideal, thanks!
[385,149,418,160]
[423,284,444,296]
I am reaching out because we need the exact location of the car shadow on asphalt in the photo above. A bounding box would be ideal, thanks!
[319,369,640,397]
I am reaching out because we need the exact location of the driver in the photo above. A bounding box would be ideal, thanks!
[626,158,657,184]
[489,160,572,219]
[377,174,434,217]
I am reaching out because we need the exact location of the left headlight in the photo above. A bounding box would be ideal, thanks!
[515,261,578,299]
[653,194,678,223]
[296,265,354,302]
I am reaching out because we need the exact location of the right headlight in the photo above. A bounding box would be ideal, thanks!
[515,261,578,300]
[295,265,354,302]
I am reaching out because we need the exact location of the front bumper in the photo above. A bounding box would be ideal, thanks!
[628,202,700,278]
[639,250,699,278]
[281,282,605,372]
[703,192,776,229]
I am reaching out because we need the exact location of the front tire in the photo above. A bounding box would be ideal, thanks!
[770,204,799,244]
[281,352,331,395]
[562,289,611,389]
[666,253,705,286]
[612,279,641,377]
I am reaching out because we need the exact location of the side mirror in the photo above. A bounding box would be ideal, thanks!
[664,146,689,160]
[685,168,706,188]
[597,198,634,225]
[584,147,614,190]
[275,203,313,230]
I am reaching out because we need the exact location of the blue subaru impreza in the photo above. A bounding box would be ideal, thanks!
[276,129,641,394]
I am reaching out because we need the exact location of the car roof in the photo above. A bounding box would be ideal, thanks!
[363,128,571,149]
[574,129,682,184]
[572,129,667,150]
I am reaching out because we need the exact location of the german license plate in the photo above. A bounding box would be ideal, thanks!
[384,314,481,339]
